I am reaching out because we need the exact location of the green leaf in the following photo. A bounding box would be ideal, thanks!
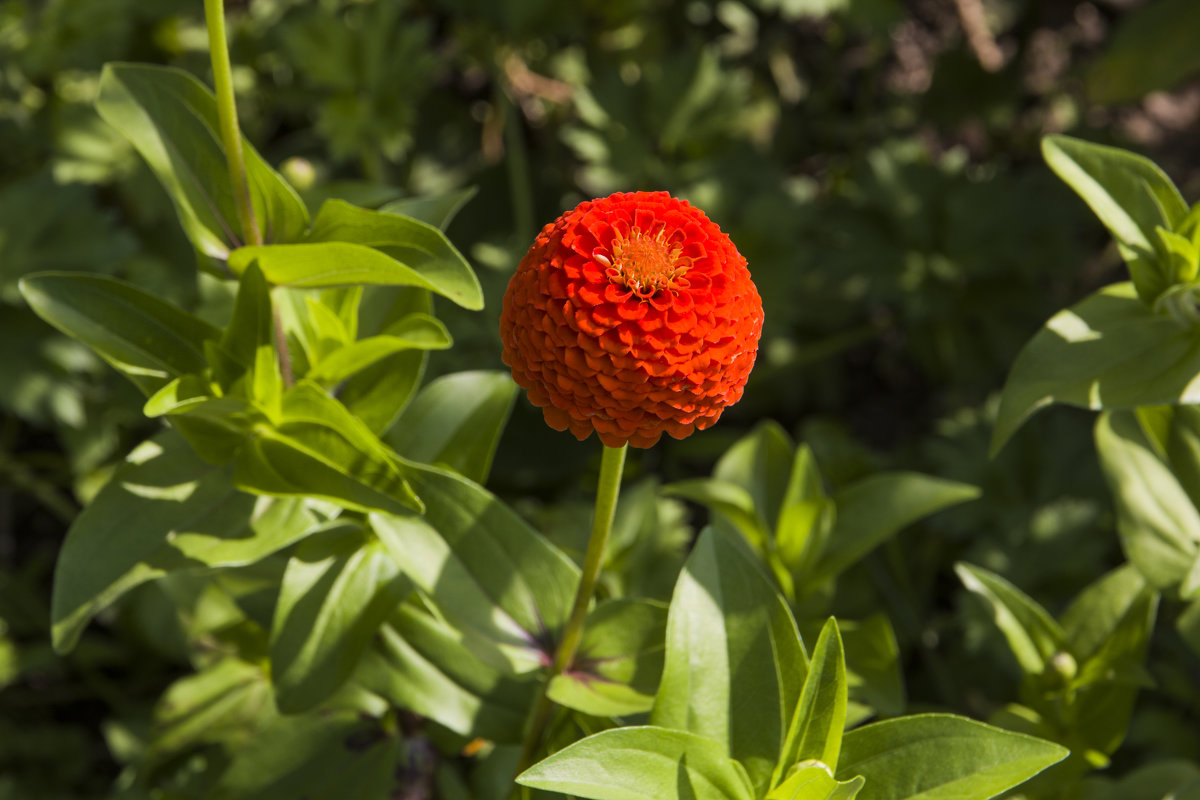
[714,420,796,536]
[51,430,315,653]
[218,263,282,415]
[19,272,218,396]
[338,288,432,435]
[214,710,403,799]
[370,465,580,674]
[1061,564,1150,662]
[767,764,865,800]
[1042,135,1187,303]
[386,370,518,484]
[147,657,274,767]
[1095,410,1200,590]
[817,474,978,585]
[517,727,757,800]
[837,615,905,721]
[955,563,1066,675]
[836,714,1069,800]
[145,385,261,465]
[653,529,809,796]
[992,282,1200,454]
[661,479,765,551]
[548,598,668,717]
[270,522,412,713]
[1178,598,1200,659]
[774,444,833,582]
[379,186,478,230]
[95,63,308,259]
[775,619,848,789]
[1166,405,1200,513]
[1068,580,1158,757]
[306,313,451,384]
[229,199,483,309]
[1084,759,1200,800]
[357,603,536,743]
[232,382,423,515]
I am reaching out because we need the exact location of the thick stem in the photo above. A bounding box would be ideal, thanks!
[204,0,262,248]
[206,0,293,387]
[514,444,627,782]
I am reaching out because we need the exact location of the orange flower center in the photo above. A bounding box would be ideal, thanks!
[604,227,687,298]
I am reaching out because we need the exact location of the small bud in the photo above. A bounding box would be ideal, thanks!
[1047,651,1077,683]
[280,157,316,192]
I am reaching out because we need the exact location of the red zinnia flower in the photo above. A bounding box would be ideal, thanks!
[500,191,764,448]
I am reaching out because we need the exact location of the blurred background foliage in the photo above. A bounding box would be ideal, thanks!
[2,0,1200,796]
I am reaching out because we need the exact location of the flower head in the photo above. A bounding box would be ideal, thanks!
[500,191,763,448]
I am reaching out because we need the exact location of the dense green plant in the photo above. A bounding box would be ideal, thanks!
[4,1,1200,799]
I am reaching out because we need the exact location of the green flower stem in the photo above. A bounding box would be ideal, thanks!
[515,443,628,780]
[205,0,294,386]
[204,0,260,248]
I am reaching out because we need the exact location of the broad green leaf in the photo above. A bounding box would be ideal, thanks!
[653,529,809,796]
[817,474,978,585]
[339,287,431,435]
[837,615,905,721]
[147,657,274,767]
[233,382,423,515]
[387,370,518,484]
[219,263,282,415]
[52,430,314,653]
[661,479,765,551]
[992,282,1200,454]
[1061,565,1150,662]
[19,272,218,396]
[768,764,865,800]
[1042,135,1187,303]
[370,465,579,674]
[517,727,757,800]
[1158,227,1200,284]
[230,199,483,308]
[836,714,1069,800]
[714,420,796,535]
[95,63,308,259]
[774,445,833,581]
[1068,583,1157,757]
[1095,410,1200,589]
[379,186,478,230]
[214,709,403,799]
[955,563,1066,675]
[306,313,451,384]
[1166,405,1200,512]
[775,619,847,789]
[218,263,274,378]
[548,598,667,716]
[357,603,536,743]
[270,523,412,713]
[146,385,261,465]
[233,427,418,516]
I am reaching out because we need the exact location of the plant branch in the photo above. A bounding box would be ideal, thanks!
[513,443,627,784]
[204,0,261,247]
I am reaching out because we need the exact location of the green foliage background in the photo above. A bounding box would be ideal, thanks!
[2,0,1200,797]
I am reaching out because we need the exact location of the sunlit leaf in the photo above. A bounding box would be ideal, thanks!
[836,714,1069,800]
[95,63,308,259]
[653,529,808,796]
[517,727,757,800]
[992,283,1200,454]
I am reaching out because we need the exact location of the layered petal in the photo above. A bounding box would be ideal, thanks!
[500,191,763,448]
